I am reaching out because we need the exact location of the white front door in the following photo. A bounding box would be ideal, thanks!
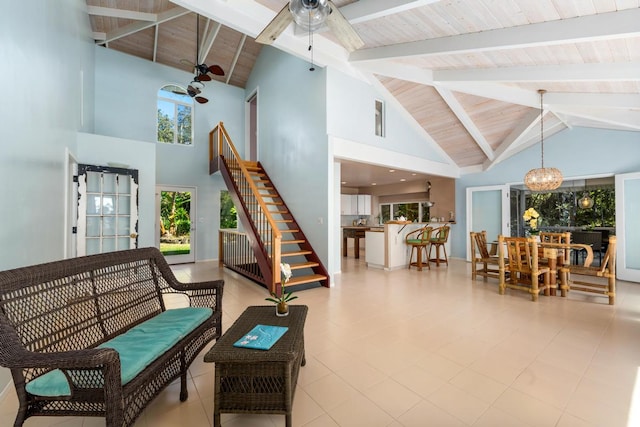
[466,185,510,261]
[615,172,640,282]
[77,165,139,256]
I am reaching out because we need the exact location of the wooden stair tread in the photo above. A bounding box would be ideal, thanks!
[287,274,327,286]
[282,250,312,257]
[289,261,320,270]
[282,239,305,245]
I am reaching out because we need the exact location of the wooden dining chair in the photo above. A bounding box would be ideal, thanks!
[540,231,571,266]
[498,235,551,302]
[561,236,617,305]
[406,226,433,271]
[428,225,450,266]
[470,230,501,280]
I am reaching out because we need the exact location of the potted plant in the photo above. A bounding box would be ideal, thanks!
[266,263,298,316]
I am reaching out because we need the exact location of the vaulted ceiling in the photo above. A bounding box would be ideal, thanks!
[86,0,640,185]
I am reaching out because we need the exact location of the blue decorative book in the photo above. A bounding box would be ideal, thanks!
[233,324,289,350]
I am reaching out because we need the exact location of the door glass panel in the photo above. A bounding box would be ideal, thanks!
[117,218,130,235]
[623,179,640,269]
[86,217,100,237]
[119,176,131,193]
[102,238,116,252]
[87,195,101,214]
[86,239,100,255]
[103,174,116,193]
[102,216,116,236]
[117,237,130,249]
[86,171,101,192]
[118,195,130,214]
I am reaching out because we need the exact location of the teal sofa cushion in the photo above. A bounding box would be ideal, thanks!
[25,307,212,397]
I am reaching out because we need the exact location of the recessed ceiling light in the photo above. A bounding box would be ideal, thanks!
[389,169,395,173]
[411,173,417,176]
[341,181,346,184]
[400,178,406,182]
[371,183,377,186]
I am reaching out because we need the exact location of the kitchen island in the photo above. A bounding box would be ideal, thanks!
[365,222,452,270]
[342,226,370,259]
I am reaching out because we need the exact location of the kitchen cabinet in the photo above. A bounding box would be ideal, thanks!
[341,194,371,215]
[357,195,371,215]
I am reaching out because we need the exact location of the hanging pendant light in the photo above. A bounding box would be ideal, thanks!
[524,89,563,191]
[578,180,594,209]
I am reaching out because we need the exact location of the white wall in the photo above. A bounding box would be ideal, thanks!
[0,0,95,398]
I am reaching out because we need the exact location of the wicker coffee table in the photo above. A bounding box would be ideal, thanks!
[204,305,307,427]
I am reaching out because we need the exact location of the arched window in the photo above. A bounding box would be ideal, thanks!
[157,85,193,145]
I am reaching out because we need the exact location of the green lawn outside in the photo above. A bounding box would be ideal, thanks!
[160,243,191,256]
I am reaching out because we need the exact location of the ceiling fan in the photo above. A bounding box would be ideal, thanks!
[256,0,364,52]
[179,14,225,104]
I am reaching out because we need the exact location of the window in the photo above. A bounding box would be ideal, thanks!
[375,99,385,137]
[157,85,193,145]
[380,202,431,223]
[220,190,238,229]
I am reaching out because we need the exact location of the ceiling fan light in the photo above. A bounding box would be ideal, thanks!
[290,0,330,31]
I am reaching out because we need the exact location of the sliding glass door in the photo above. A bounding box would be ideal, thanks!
[615,172,640,282]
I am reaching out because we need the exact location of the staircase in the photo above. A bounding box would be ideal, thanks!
[210,122,329,294]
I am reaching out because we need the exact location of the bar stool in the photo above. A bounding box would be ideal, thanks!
[428,225,450,266]
[406,226,433,271]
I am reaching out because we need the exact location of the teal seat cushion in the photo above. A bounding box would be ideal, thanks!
[25,307,212,397]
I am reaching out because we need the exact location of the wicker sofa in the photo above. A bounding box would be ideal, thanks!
[0,247,224,427]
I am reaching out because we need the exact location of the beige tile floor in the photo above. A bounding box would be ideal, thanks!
[2,253,640,427]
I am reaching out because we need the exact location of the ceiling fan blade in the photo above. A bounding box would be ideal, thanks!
[326,0,364,52]
[207,64,225,76]
[194,73,212,82]
[255,3,294,45]
[195,96,209,104]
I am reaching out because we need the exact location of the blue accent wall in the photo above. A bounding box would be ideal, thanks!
[245,46,330,266]
[451,127,640,258]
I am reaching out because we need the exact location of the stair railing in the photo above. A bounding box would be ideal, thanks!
[211,122,283,293]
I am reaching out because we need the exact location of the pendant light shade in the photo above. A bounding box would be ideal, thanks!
[579,193,594,209]
[524,90,563,192]
[578,180,594,209]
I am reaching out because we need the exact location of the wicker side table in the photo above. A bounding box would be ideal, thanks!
[204,305,307,427]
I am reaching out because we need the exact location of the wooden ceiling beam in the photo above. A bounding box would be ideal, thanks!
[87,6,157,22]
[434,62,640,83]
[198,19,222,64]
[227,34,247,84]
[435,87,494,161]
[349,8,640,62]
[483,109,541,171]
[98,7,190,44]
[338,0,442,24]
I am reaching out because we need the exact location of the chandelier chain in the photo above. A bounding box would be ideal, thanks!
[539,89,545,169]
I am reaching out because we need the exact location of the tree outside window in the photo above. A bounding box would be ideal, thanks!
[157,85,193,145]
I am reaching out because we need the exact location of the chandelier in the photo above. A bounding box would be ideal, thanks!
[524,89,563,191]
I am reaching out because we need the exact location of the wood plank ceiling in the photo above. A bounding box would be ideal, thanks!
[85,0,640,184]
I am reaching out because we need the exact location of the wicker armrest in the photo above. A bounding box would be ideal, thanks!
[3,346,119,371]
